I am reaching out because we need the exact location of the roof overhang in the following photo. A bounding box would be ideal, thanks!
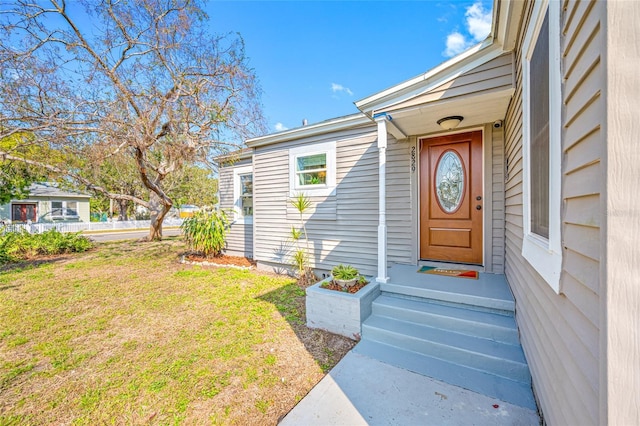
[214,147,253,164]
[377,88,515,137]
[356,39,500,115]
[246,113,372,148]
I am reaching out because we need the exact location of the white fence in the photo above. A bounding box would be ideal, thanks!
[2,218,184,234]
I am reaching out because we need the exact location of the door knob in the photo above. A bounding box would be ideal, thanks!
[476,196,482,201]
[476,205,482,210]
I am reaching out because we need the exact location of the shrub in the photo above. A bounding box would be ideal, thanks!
[181,210,228,258]
[0,228,93,263]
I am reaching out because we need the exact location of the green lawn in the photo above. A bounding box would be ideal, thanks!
[0,239,354,425]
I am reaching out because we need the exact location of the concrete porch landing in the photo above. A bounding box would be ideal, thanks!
[384,263,515,312]
[279,351,540,425]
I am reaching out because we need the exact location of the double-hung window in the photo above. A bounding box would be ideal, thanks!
[521,0,562,292]
[233,165,253,223]
[289,141,336,197]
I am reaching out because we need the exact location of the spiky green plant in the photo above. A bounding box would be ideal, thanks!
[289,193,316,285]
[181,210,229,258]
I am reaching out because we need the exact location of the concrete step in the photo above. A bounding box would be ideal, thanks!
[372,294,520,345]
[381,270,515,312]
[362,315,530,383]
[353,339,537,410]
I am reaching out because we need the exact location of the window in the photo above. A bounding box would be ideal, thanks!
[51,201,79,220]
[296,153,327,186]
[521,0,562,292]
[239,173,253,217]
[289,141,336,197]
[233,165,253,223]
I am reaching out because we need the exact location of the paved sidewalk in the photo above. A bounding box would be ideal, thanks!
[280,350,540,425]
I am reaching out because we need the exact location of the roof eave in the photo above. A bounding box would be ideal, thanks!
[356,40,506,116]
[246,113,372,148]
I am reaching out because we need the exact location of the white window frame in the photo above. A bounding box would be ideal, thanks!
[233,165,253,224]
[51,200,79,219]
[521,0,562,293]
[288,141,336,197]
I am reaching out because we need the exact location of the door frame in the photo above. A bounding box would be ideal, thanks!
[10,202,38,223]
[414,125,498,272]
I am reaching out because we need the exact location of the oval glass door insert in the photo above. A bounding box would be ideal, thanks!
[435,151,464,213]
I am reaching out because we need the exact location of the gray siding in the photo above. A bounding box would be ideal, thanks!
[219,157,253,258]
[253,125,381,276]
[387,137,413,264]
[387,53,513,113]
[491,125,506,273]
[504,2,602,424]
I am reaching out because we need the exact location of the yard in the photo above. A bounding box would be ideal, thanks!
[0,238,355,424]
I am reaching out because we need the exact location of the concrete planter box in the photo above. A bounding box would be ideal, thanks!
[306,277,380,339]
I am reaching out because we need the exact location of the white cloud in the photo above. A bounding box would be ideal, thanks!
[465,2,492,42]
[331,83,353,96]
[274,122,288,132]
[443,1,492,58]
[444,32,469,58]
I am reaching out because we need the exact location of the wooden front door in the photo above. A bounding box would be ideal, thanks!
[420,131,483,264]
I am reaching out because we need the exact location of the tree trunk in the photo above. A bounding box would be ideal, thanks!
[118,199,129,221]
[148,192,171,241]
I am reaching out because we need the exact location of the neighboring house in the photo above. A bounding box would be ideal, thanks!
[217,1,639,424]
[0,182,91,223]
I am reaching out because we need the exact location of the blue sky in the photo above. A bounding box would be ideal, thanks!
[207,1,493,134]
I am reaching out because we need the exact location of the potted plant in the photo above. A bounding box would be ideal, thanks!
[332,264,359,289]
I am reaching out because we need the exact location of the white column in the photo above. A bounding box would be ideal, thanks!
[375,117,389,283]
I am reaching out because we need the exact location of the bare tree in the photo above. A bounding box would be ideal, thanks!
[0,0,264,239]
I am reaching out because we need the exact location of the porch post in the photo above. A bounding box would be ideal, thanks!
[375,116,389,283]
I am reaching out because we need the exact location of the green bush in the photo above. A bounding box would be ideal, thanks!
[0,228,93,263]
[180,210,228,258]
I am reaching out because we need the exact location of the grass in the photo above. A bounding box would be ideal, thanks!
[0,238,355,424]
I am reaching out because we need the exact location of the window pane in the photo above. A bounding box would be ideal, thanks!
[530,11,550,239]
[51,201,62,217]
[297,154,326,171]
[297,171,326,186]
[66,201,78,216]
[241,196,253,216]
[240,174,253,196]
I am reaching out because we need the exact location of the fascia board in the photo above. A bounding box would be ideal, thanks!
[356,41,504,114]
[246,113,371,148]
[214,147,253,163]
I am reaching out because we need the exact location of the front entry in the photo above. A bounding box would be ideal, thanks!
[11,203,37,223]
[420,131,483,264]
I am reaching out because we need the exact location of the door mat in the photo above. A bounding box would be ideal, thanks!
[417,266,479,279]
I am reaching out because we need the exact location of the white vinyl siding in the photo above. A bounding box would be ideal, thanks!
[219,158,254,258]
[504,1,603,424]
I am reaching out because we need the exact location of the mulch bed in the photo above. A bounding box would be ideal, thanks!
[183,252,256,267]
[321,280,369,294]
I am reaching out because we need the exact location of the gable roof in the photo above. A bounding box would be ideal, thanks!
[25,182,90,199]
